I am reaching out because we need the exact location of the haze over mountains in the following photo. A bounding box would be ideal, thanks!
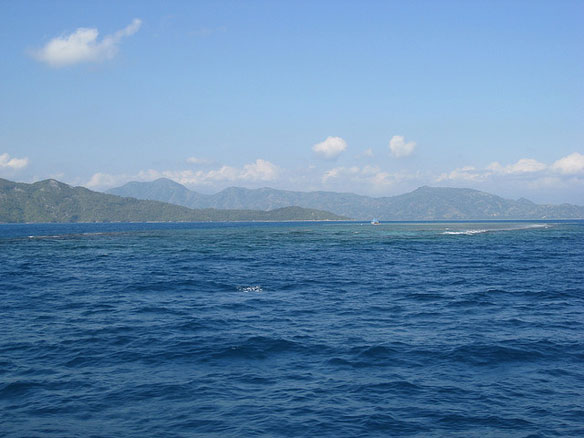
[2,177,583,223]
[0,179,346,223]
[108,178,584,220]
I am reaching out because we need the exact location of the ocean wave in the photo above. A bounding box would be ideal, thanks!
[447,344,546,365]
[211,336,300,360]
[2,220,583,438]
[238,285,263,292]
[442,223,550,235]
[442,229,490,235]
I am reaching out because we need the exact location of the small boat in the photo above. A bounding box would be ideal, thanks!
[371,218,380,225]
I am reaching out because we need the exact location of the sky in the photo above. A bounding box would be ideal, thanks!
[1,0,583,204]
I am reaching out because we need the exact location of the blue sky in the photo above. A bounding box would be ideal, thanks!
[1,0,583,203]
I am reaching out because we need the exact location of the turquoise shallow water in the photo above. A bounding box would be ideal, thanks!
[1,221,583,437]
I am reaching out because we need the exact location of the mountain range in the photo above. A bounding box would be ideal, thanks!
[0,178,347,223]
[108,178,584,220]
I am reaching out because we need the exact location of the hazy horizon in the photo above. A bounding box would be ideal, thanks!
[105,177,584,205]
[1,1,583,204]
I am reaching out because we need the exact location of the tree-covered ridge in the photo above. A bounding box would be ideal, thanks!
[0,179,348,223]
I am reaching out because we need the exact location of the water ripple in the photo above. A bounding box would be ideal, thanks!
[1,221,583,437]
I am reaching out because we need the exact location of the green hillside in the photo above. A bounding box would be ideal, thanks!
[0,179,348,223]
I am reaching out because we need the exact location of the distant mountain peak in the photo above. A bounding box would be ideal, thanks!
[152,177,183,185]
[414,185,479,193]
[517,197,535,205]
[105,180,584,220]
[35,179,69,191]
[0,178,347,223]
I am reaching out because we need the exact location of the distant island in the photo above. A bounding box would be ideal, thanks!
[108,178,584,220]
[2,177,583,223]
[0,178,347,223]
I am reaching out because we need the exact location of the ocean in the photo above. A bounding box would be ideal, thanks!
[1,221,583,437]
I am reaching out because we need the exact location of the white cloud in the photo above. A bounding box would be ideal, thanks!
[487,158,546,174]
[389,135,416,158]
[86,159,279,189]
[86,172,128,188]
[312,136,347,160]
[322,166,359,183]
[437,166,485,182]
[438,158,547,183]
[32,18,142,67]
[439,158,548,183]
[370,171,393,186]
[191,159,278,184]
[0,153,29,169]
[241,159,279,181]
[436,154,584,199]
[552,152,584,175]
[321,167,340,183]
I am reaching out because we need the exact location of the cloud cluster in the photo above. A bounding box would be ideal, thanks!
[0,153,28,169]
[240,158,279,180]
[487,158,546,174]
[437,166,484,182]
[179,159,278,184]
[32,18,142,67]
[86,172,122,188]
[312,136,347,160]
[86,159,279,189]
[438,153,584,183]
[551,152,584,175]
[389,135,416,158]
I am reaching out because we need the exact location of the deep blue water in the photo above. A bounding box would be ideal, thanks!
[1,221,583,437]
